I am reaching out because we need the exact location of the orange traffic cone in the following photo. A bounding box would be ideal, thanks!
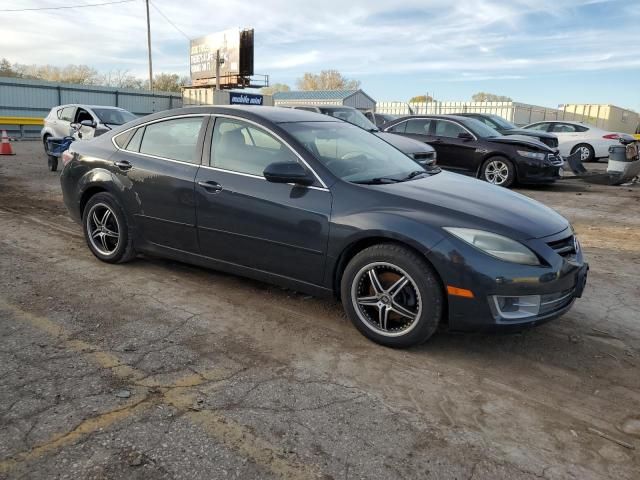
[0,130,15,155]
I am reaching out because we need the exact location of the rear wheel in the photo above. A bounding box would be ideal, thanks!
[480,156,515,187]
[571,143,595,162]
[82,192,136,264]
[340,244,443,348]
[43,135,51,154]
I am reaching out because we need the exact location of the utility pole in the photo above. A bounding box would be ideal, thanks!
[215,49,220,91]
[145,0,153,91]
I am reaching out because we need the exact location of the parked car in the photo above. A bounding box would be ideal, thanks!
[41,104,136,153]
[454,113,559,148]
[522,120,631,162]
[285,105,437,166]
[364,111,398,127]
[381,115,563,187]
[60,106,587,348]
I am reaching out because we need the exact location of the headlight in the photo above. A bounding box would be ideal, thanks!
[517,150,546,161]
[444,228,541,265]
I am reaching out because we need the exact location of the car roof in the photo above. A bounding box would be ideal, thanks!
[395,114,470,122]
[132,105,339,125]
[57,104,128,111]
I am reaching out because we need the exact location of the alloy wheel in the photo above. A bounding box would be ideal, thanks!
[485,160,509,185]
[579,146,591,161]
[351,262,422,337]
[86,203,120,256]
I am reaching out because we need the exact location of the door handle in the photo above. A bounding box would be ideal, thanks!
[198,180,223,193]
[114,160,132,171]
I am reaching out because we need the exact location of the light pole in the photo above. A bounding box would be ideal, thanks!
[145,0,153,91]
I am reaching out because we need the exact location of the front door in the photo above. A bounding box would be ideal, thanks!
[195,116,331,285]
[110,115,208,253]
[431,119,480,173]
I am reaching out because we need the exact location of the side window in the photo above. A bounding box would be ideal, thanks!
[435,120,466,138]
[211,118,299,177]
[75,108,93,123]
[126,127,145,152]
[56,108,63,119]
[551,123,578,133]
[386,121,407,133]
[527,123,550,131]
[405,119,432,135]
[113,129,135,149]
[60,107,75,122]
[138,117,204,163]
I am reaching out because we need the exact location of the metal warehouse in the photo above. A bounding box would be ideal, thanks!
[273,89,376,110]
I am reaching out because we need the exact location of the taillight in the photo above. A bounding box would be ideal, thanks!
[61,150,74,166]
[603,134,620,140]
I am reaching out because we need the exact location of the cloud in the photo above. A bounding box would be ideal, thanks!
[0,0,638,87]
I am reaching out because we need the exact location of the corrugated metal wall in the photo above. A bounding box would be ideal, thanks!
[343,92,376,110]
[0,76,182,135]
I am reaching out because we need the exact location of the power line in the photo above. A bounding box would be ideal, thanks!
[2,0,135,13]
[149,0,191,40]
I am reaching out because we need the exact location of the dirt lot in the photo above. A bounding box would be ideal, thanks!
[1,141,639,480]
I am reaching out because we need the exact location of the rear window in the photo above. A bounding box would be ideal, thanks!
[113,129,135,148]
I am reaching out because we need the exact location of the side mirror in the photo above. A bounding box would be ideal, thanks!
[263,162,314,186]
[458,132,474,141]
[80,119,97,128]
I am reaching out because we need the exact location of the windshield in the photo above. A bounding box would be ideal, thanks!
[93,108,137,125]
[463,117,501,138]
[281,121,432,184]
[319,108,378,131]
[488,114,517,130]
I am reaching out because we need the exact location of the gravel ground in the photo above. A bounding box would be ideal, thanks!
[1,141,639,479]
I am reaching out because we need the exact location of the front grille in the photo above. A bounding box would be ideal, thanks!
[548,154,564,166]
[547,235,576,257]
[539,289,575,315]
[541,137,559,148]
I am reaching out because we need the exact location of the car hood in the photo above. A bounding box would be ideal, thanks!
[503,128,556,140]
[375,132,435,154]
[487,135,555,152]
[373,171,569,240]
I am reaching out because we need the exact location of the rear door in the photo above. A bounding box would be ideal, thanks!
[57,106,76,137]
[111,115,208,253]
[195,116,331,285]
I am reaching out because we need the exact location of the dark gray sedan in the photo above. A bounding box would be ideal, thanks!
[60,106,588,347]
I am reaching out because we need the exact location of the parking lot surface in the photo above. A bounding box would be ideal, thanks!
[1,142,639,479]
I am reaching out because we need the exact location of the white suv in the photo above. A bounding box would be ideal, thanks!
[41,104,136,152]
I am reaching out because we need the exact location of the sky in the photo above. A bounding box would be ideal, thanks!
[2,0,639,110]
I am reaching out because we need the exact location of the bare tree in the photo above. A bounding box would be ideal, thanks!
[471,92,513,102]
[100,69,145,89]
[260,83,291,96]
[145,73,190,92]
[296,70,360,90]
[0,58,20,77]
[14,63,101,85]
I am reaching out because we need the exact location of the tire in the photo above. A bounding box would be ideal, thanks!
[47,155,58,172]
[480,156,516,188]
[82,192,136,264]
[43,135,51,155]
[571,143,595,163]
[340,243,443,348]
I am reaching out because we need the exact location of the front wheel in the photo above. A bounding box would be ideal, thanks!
[480,157,515,187]
[340,244,443,348]
[82,192,136,264]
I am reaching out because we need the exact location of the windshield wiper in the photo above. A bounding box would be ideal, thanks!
[352,177,401,185]
[402,170,429,181]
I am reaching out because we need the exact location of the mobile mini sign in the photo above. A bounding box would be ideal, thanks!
[229,92,263,106]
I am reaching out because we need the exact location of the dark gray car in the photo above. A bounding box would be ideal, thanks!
[60,106,588,348]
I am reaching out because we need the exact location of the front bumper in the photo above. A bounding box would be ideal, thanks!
[427,228,587,332]
[517,158,563,184]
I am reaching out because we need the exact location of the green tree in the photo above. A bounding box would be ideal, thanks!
[471,92,512,102]
[261,83,291,96]
[296,70,360,90]
[409,95,434,103]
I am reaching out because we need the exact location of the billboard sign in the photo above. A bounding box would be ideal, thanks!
[190,28,240,81]
[229,92,263,106]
